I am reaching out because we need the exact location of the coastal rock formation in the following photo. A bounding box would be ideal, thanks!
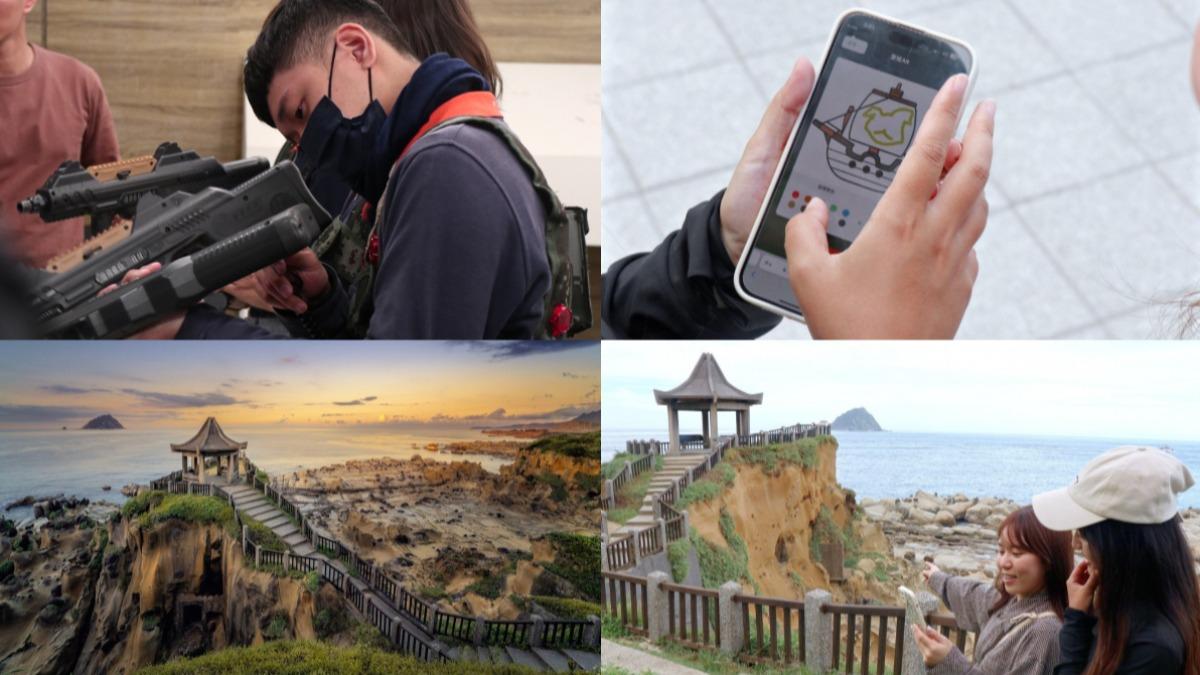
[831,407,882,431]
[684,438,894,603]
[0,501,321,674]
[82,414,124,430]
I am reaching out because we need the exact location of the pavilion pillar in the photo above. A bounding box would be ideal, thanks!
[710,401,719,449]
[197,451,204,484]
[667,404,679,454]
[701,411,710,448]
[182,455,187,475]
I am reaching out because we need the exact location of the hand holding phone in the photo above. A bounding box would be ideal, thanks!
[786,75,994,339]
[734,11,992,338]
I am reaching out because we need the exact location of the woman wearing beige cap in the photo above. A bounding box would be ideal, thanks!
[911,506,1073,674]
[1031,446,1200,675]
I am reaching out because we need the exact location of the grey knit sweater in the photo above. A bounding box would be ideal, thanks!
[928,571,1063,675]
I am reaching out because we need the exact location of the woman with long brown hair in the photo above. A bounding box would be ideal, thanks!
[1032,446,1199,675]
[912,506,1074,674]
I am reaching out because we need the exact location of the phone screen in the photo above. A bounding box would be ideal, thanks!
[739,12,972,316]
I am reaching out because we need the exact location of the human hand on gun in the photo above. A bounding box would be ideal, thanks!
[246,248,330,315]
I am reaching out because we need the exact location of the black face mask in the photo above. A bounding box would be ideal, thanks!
[294,44,390,206]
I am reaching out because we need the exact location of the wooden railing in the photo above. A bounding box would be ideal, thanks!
[604,452,656,510]
[607,534,636,571]
[637,526,662,557]
[601,571,649,636]
[542,619,588,648]
[625,439,666,456]
[485,620,532,646]
[738,594,806,665]
[434,612,475,642]
[664,582,720,650]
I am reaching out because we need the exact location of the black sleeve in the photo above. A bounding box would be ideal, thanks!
[274,264,352,339]
[1055,609,1096,675]
[601,190,782,339]
[1115,626,1185,674]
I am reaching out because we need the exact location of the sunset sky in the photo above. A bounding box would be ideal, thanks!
[0,342,599,431]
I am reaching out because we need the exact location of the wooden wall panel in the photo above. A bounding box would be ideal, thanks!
[26,1,45,46]
[42,0,598,161]
[472,0,599,64]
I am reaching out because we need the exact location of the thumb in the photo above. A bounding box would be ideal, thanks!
[784,198,831,278]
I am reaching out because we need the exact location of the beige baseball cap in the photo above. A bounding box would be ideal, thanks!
[1032,446,1195,531]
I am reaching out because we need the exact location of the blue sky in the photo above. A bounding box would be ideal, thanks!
[603,341,1200,442]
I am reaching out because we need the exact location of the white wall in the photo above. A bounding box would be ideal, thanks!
[243,62,601,246]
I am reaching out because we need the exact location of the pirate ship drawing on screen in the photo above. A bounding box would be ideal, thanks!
[814,82,917,193]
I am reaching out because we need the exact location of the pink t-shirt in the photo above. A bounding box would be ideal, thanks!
[0,43,119,268]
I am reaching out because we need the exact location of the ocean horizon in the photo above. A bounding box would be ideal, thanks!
[603,428,1200,510]
[0,426,515,520]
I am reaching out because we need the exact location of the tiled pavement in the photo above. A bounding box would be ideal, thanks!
[602,0,1200,339]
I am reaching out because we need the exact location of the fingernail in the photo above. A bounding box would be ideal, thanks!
[981,99,997,120]
[948,74,968,94]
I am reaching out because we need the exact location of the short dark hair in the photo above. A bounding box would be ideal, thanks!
[244,0,410,128]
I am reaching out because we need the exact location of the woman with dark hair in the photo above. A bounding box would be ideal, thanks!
[379,0,501,96]
[1032,446,1199,675]
[912,505,1074,674]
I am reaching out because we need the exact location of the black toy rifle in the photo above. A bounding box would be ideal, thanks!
[39,204,324,339]
[17,142,269,236]
[30,161,329,327]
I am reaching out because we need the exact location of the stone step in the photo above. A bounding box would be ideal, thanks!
[562,648,600,671]
[531,648,571,673]
[505,646,548,671]
[490,646,513,664]
[262,514,290,529]
[283,533,308,547]
[474,645,492,664]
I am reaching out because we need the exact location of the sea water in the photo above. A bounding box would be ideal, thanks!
[603,429,1200,509]
[0,427,514,519]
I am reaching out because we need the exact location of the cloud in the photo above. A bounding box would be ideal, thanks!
[465,342,595,360]
[333,396,378,406]
[39,385,109,395]
[0,405,99,424]
[119,389,242,408]
[279,356,302,365]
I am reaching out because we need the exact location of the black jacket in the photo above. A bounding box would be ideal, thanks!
[1055,607,1185,675]
[601,191,781,339]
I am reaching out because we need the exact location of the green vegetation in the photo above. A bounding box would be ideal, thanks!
[134,640,537,674]
[607,470,653,525]
[531,595,602,620]
[467,573,507,599]
[678,463,736,509]
[810,506,862,570]
[314,607,350,639]
[600,612,629,639]
[256,469,269,483]
[122,490,166,519]
[135,494,236,537]
[0,559,14,581]
[574,471,602,494]
[789,570,805,592]
[543,532,601,601]
[264,613,289,641]
[527,431,600,460]
[667,538,690,583]
[602,454,631,480]
[142,611,161,632]
[243,513,286,552]
[690,509,752,591]
[419,584,448,600]
[89,527,110,574]
[305,571,320,593]
[535,471,569,502]
[353,621,391,650]
[729,438,823,475]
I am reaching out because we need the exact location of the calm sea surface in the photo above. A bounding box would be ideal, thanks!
[0,427,511,519]
[603,429,1200,509]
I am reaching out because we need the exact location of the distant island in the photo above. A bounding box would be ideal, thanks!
[479,409,600,438]
[832,407,882,431]
[81,414,124,430]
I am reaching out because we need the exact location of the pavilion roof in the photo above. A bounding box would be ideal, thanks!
[170,417,247,454]
[654,353,763,405]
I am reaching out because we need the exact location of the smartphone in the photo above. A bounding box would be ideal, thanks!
[734,10,976,322]
[899,585,927,630]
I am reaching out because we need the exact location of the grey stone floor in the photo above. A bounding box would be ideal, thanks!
[602,0,1200,339]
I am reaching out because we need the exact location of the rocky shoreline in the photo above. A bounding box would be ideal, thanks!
[860,491,1200,580]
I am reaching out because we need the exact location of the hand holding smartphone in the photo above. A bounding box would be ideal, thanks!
[734,10,981,329]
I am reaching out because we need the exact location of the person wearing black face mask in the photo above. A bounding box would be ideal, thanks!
[166,0,551,339]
